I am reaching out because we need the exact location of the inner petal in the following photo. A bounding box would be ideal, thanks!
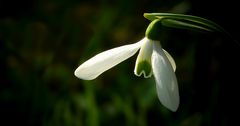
[135,60,152,78]
[134,38,157,78]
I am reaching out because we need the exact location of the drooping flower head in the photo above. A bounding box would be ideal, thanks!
[75,13,228,111]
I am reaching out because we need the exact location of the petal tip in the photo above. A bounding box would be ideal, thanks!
[157,92,179,112]
[74,68,81,79]
[166,100,179,112]
[74,66,96,80]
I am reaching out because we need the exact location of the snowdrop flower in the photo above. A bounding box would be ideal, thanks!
[74,19,179,111]
[75,12,231,112]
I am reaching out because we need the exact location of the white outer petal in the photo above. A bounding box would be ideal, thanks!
[151,42,179,112]
[74,39,144,80]
[163,49,176,72]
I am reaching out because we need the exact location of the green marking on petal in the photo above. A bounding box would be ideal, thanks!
[135,60,152,78]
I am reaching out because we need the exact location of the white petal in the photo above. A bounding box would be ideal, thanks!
[134,38,154,78]
[163,49,176,72]
[74,39,144,80]
[151,42,179,111]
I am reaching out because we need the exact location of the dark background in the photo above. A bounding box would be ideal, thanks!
[1,0,239,126]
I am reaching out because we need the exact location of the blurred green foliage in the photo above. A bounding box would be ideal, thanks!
[1,0,239,126]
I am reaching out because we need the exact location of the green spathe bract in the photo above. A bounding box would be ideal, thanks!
[144,13,239,45]
[144,13,226,33]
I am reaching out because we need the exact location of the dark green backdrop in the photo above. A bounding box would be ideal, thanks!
[1,0,239,125]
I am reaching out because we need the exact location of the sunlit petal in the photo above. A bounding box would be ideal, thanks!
[74,39,144,80]
[163,49,176,72]
[151,41,179,111]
